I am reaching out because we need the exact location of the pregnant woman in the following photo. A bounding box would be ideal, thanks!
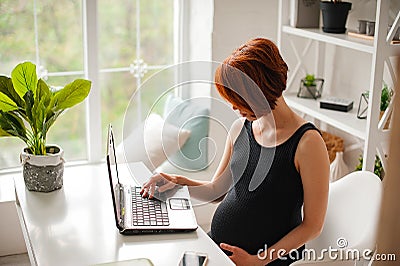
[141,37,329,266]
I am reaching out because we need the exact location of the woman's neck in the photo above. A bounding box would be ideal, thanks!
[252,96,305,146]
[256,96,300,131]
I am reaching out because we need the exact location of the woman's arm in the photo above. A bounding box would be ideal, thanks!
[256,129,330,265]
[141,118,245,202]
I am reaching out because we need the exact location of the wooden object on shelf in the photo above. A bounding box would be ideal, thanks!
[348,31,400,44]
[321,131,344,163]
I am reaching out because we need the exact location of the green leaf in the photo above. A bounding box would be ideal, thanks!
[44,110,62,136]
[0,112,28,142]
[32,79,51,136]
[0,126,11,137]
[0,76,25,108]
[380,83,392,111]
[36,79,51,105]
[0,91,18,112]
[11,61,38,100]
[23,90,35,126]
[34,100,46,137]
[304,74,316,86]
[53,79,91,110]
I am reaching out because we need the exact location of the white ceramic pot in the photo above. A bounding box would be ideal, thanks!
[20,145,64,192]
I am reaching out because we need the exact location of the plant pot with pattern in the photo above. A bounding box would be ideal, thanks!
[0,61,91,192]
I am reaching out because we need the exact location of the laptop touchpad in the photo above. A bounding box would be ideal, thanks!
[169,198,190,210]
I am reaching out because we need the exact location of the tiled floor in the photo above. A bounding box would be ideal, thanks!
[0,253,30,266]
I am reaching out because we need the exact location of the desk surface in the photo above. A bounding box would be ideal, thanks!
[14,162,233,266]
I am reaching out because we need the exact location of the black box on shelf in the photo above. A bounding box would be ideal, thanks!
[320,97,354,112]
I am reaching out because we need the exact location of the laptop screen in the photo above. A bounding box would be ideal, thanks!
[106,124,123,229]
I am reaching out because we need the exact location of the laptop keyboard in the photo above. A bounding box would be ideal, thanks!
[131,187,170,226]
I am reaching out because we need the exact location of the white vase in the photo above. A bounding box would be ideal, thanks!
[329,151,350,182]
[20,145,64,192]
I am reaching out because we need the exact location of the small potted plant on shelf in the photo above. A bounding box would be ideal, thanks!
[320,0,352,34]
[297,74,324,99]
[0,61,91,192]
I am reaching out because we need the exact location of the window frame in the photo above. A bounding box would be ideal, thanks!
[0,0,183,173]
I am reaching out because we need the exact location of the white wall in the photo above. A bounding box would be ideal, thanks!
[211,0,280,166]
[212,0,278,62]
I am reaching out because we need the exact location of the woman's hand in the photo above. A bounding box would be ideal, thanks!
[220,243,266,266]
[140,172,179,199]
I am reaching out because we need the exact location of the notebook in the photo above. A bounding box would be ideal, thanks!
[106,124,198,235]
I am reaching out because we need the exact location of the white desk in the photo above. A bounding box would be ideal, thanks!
[14,162,233,266]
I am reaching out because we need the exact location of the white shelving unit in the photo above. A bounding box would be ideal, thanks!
[282,26,374,53]
[278,0,399,172]
[284,93,367,140]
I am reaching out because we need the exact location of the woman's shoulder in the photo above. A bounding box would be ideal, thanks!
[296,125,326,157]
[228,117,247,145]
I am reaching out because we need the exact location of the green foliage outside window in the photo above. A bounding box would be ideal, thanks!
[0,0,175,169]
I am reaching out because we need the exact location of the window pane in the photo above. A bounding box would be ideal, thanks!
[140,0,174,65]
[100,71,136,152]
[141,68,175,116]
[98,0,137,69]
[37,0,83,72]
[0,0,35,71]
[44,75,87,162]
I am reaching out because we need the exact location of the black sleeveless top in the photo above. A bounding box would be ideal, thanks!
[210,120,319,265]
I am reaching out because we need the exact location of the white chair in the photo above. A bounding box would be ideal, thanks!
[291,171,383,265]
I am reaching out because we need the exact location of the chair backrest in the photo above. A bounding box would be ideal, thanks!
[306,171,382,253]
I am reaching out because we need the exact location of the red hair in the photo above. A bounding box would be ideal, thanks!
[214,38,288,115]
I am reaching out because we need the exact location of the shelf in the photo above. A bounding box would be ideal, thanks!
[284,93,367,140]
[282,26,374,54]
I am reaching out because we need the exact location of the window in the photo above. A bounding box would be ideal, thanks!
[0,0,178,170]
[98,0,175,153]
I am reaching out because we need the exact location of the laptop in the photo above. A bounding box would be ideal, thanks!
[106,124,198,235]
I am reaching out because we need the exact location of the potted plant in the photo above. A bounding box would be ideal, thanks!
[355,155,384,180]
[320,0,352,33]
[356,83,393,127]
[297,74,324,99]
[0,61,91,192]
